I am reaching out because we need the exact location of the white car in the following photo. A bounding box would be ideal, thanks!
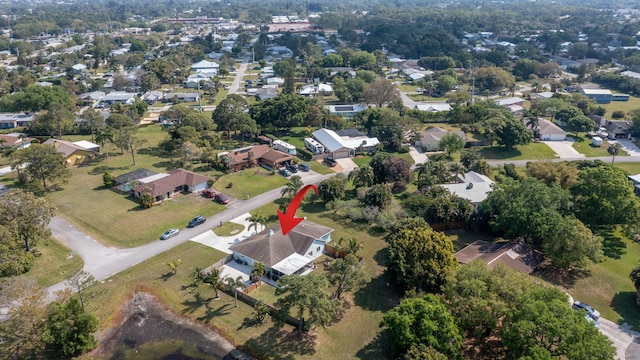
[160,228,179,240]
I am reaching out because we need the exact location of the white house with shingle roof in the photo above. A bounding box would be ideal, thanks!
[312,128,379,159]
[191,60,219,71]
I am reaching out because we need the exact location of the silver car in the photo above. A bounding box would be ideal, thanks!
[160,228,179,240]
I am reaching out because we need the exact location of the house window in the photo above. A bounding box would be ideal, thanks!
[309,251,313,256]
[317,246,321,252]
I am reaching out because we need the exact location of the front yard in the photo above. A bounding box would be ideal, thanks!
[479,143,557,160]
[211,169,288,199]
[570,134,629,157]
[25,238,84,287]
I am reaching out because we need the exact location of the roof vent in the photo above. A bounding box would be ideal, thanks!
[267,229,274,237]
[467,182,474,190]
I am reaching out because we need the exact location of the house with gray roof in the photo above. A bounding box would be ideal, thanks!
[525,118,566,141]
[0,113,35,129]
[437,171,494,206]
[416,127,467,151]
[229,221,334,280]
[312,128,379,158]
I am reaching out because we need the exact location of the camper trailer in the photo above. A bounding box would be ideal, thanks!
[272,140,297,155]
[304,137,325,155]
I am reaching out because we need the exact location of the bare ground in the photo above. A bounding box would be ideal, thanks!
[87,292,252,360]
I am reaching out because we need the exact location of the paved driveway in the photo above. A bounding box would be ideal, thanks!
[542,140,585,158]
[408,146,428,165]
[336,158,358,172]
[598,317,639,360]
[611,139,640,156]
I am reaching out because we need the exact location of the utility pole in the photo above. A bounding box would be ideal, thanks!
[197,81,203,113]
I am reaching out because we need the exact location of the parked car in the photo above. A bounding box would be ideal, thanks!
[214,193,230,204]
[572,301,601,320]
[202,189,216,198]
[278,168,292,177]
[298,163,310,172]
[188,215,206,228]
[324,156,337,167]
[584,313,600,329]
[160,228,179,240]
[287,163,298,173]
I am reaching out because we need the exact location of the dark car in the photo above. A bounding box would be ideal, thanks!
[188,215,206,228]
[572,301,600,320]
[214,193,230,204]
[202,189,216,198]
[324,156,337,167]
[278,168,292,177]
[287,163,298,173]
[298,163,310,172]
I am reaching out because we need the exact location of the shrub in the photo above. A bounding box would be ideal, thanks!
[612,110,626,119]
[398,146,410,153]
[102,171,112,187]
[297,148,313,161]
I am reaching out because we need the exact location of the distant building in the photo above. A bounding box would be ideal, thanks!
[43,139,100,166]
[0,113,35,129]
[579,88,613,104]
[325,104,367,117]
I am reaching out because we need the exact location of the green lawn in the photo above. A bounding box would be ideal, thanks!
[562,229,640,329]
[599,96,640,118]
[248,283,280,305]
[307,160,334,174]
[213,223,245,237]
[479,143,557,160]
[44,125,227,248]
[24,238,84,287]
[614,162,640,174]
[211,169,288,199]
[570,134,628,157]
[352,155,372,167]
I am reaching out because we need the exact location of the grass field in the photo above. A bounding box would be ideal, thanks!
[570,134,629,157]
[44,125,227,248]
[614,162,640,174]
[599,96,640,118]
[213,222,245,237]
[307,160,334,175]
[25,238,84,287]
[479,143,557,160]
[211,170,288,199]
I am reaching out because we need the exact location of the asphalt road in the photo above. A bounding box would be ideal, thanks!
[487,155,640,167]
[599,318,640,360]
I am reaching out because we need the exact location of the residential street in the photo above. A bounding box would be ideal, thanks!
[228,53,250,95]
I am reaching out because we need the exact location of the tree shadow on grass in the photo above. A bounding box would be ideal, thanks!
[197,302,232,323]
[611,291,640,329]
[600,230,627,259]
[373,247,387,267]
[300,201,325,214]
[153,160,177,170]
[87,165,129,176]
[180,292,212,315]
[353,273,400,312]
[242,326,316,360]
[535,263,591,288]
[158,271,175,281]
[355,332,388,360]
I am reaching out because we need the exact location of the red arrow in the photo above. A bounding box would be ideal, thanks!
[277,184,318,235]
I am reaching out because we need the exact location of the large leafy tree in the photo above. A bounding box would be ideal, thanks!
[571,166,640,229]
[363,78,401,107]
[0,277,49,358]
[494,116,532,149]
[526,161,579,189]
[502,287,615,359]
[249,94,309,132]
[348,165,375,188]
[318,174,347,203]
[10,144,71,192]
[404,186,474,225]
[0,189,56,253]
[380,294,463,359]
[30,103,75,139]
[363,184,393,209]
[79,108,105,143]
[386,224,457,293]
[42,298,98,358]
[275,274,340,335]
[326,254,370,300]
[566,115,595,136]
[0,84,74,112]
[438,132,465,158]
[630,263,640,305]
[212,94,248,139]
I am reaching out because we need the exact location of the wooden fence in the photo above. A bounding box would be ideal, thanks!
[211,254,234,269]
[231,283,303,328]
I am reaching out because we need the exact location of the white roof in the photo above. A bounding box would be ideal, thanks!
[72,140,99,150]
[628,174,640,184]
[272,253,314,275]
[438,171,494,204]
[191,60,219,69]
[495,97,525,106]
[581,88,612,95]
[621,71,640,79]
[312,128,379,152]
[138,173,170,184]
[414,103,452,112]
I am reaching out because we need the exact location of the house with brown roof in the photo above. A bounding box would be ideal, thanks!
[229,221,334,281]
[415,127,467,151]
[221,144,295,171]
[0,133,35,149]
[131,168,210,202]
[454,240,544,274]
[43,138,100,166]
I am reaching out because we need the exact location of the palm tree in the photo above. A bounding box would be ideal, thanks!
[251,262,266,283]
[348,165,375,188]
[609,143,622,165]
[247,212,267,234]
[201,267,224,299]
[225,276,247,308]
[526,116,540,130]
[95,128,113,162]
[190,266,204,291]
[335,237,363,256]
[508,82,518,97]
[280,175,303,198]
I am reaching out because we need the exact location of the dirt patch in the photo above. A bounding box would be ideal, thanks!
[89,292,252,360]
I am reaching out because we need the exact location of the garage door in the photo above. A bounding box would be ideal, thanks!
[332,149,352,159]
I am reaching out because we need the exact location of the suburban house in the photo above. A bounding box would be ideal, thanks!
[257,87,278,100]
[229,221,334,280]
[525,118,567,141]
[190,60,219,72]
[0,113,35,129]
[185,71,216,88]
[628,174,640,197]
[602,120,632,140]
[298,83,334,96]
[0,133,35,149]
[312,128,380,159]
[438,171,494,206]
[43,139,100,166]
[131,168,210,202]
[413,103,452,112]
[79,91,105,106]
[169,92,200,103]
[529,91,555,101]
[579,88,613,104]
[220,144,295,171]
[112,168,158,188]
[495,97,525,115]
[415,127,467,151]
[71,63,88,74]
[326,104,368,117]
[454,240,544,274]
[100,92,136,106]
